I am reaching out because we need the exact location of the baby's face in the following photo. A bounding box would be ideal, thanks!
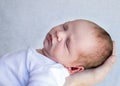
[42,20,97,67]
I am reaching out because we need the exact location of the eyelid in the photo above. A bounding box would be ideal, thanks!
[66,40,68,48]
[66,39,70,51]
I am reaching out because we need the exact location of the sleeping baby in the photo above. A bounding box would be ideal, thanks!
[0,19,113,86]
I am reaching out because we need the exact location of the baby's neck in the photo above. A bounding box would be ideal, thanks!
[36,48,50,58]
[36,48,44,55]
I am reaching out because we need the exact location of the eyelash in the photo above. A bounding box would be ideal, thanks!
[66,39,69,49]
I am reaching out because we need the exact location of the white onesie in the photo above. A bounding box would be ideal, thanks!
[0,47,69,86]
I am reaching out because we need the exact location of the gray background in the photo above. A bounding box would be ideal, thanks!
[0,0,120,86]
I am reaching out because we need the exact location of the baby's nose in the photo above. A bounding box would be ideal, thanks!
[56,31,66,42]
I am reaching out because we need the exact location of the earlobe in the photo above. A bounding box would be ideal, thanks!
[66,66,84,75]
[78,66,84,72]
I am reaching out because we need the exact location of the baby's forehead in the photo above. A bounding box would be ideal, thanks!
[65,19,98,32]
[66,19,96,26]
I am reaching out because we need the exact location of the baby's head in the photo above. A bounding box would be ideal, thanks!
[42,19,113,74]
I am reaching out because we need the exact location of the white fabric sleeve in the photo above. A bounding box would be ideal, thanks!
[0,50,29,86]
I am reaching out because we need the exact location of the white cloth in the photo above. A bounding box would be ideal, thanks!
[0,48,69,86]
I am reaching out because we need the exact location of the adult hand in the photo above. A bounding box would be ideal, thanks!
[64,42,115,86]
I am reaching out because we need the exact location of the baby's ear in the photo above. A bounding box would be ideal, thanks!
[66,66,84,75]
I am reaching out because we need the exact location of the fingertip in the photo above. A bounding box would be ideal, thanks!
[109,55,116,63]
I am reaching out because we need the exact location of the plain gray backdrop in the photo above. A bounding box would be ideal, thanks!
[0,0,120,86]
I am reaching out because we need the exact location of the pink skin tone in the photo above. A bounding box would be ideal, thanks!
[37,20,98,74]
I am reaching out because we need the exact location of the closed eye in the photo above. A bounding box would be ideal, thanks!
[66,38,70,52]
